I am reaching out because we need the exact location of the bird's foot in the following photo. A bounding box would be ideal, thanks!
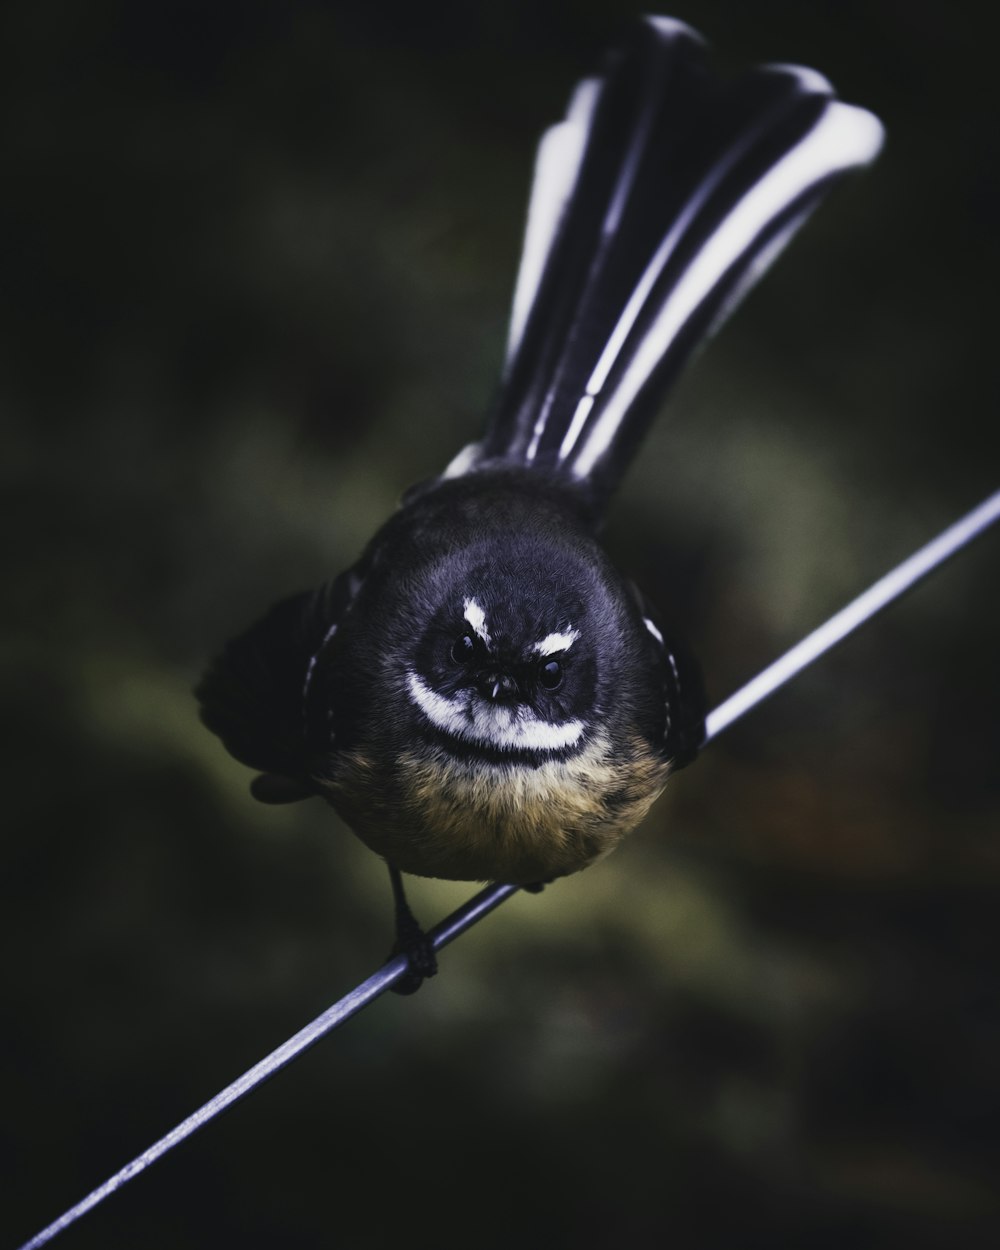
[388,914,438,996]
[386,862,438,995]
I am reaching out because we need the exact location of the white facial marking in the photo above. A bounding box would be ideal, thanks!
[642,617,664,646]
[463,597,491,646]
[406,672,583,753]
[534,628,580,656]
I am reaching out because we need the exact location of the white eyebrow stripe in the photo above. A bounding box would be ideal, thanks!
[463,597,491,646]
[406,672,584,753]
[533,628,580,656]
[642,617,664,646]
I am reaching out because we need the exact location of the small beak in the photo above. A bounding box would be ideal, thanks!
[479,671,519,703]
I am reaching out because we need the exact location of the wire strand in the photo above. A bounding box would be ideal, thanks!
[704,488,1000,742]
[17,884,519,1250]
[15,488,999,1250]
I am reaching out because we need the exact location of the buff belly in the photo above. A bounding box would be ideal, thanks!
[318,732,670,884]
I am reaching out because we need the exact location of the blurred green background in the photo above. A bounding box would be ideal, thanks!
[3,0,998,1246]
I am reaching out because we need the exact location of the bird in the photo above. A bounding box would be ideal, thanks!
[196,15,884,991]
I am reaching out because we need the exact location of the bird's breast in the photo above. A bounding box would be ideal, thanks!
[320,731,669,884]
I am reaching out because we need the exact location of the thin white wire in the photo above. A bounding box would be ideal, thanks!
[16,886,520,1250]
[705,488,1000,741]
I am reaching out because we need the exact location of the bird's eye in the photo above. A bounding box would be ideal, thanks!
[451,634,476,664]
[538,659,563,690]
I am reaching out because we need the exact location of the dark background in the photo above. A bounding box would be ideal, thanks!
[3,1,998,1246]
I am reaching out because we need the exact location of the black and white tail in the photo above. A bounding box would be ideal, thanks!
[452,16,883,505]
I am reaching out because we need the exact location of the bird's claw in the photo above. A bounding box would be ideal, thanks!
[388,923,438,995]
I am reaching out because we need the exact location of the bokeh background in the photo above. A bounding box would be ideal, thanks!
[3,0,998,1246]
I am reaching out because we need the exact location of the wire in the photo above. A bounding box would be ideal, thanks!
[704,488,1000,742]
[17,883,520,1250]
[15,488,999,1250]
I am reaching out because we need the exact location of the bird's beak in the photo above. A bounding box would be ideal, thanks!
[478,671,519,703]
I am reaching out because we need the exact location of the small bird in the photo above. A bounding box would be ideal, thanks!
[197,16,883,990]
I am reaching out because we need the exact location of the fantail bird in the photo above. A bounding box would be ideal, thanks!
[197,16,883,990]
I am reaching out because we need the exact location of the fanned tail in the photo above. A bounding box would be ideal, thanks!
[460,16,883,505]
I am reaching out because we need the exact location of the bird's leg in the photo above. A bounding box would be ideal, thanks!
[386,862,438,995]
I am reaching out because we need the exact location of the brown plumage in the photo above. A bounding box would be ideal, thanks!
[323,732,670,884]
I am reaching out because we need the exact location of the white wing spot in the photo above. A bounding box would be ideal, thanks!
[643,617,664,646]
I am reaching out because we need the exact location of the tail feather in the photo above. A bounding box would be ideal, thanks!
[469,16,883,504]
